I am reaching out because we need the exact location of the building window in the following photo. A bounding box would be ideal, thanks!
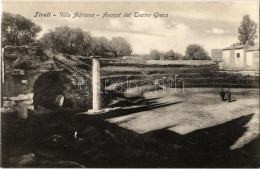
[236,53,240,58]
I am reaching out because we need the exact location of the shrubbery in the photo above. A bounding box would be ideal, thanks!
[184,44,211,60]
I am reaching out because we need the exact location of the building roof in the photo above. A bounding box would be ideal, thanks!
[222,45,246,51]
[222,44,259,52]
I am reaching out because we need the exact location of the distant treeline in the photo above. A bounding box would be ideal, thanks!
[40,26,132,57]
[2,12,132,57]
[137,44,211,60]
[2,11,210,60]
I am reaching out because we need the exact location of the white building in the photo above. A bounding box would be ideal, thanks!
[222,44,259,70]
[246,45,260,70]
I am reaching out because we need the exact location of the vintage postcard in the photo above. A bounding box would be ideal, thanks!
[1,0,259,168]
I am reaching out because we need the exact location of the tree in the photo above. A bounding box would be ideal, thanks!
[90,36,110,55]
[164,50,182,60]
[1,12,42,46]
[80,31,93,56]
[231,42,242,47]
[185,44,210,60]
[238,15,257,46]
[41,26,133,57]
[109,37,132,57]
[40,26,92,55]
[149,50,163,60]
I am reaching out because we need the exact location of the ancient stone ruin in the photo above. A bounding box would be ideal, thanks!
[1,46,92,117]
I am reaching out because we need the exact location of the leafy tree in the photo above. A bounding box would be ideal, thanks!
[98,37,110,51]
[90,36,110,55]
[40,26,92,55]
[238,15,257,46]
[185,44,210,60]
[139,54,149,60]
[164,50,182,60]
[109,37,132,57]
[231,42,242,47]
[80,31,92,56]
[41,26,133,57]
[1,12,42,46]
[149,50,163,60]
[41,28,132,57]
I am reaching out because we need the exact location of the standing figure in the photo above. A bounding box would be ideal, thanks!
[219,88,225,101]
[226,88,232,102]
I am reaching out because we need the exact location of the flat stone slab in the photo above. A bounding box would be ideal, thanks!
[78,107,123,115]
[8,93,34,101]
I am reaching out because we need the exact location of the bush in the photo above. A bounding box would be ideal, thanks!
[164,50,183,60]
[185,44,211,60]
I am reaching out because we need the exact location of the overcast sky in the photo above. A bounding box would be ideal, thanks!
[2,1,259,56]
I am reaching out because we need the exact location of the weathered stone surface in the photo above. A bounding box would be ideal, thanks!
[55,95,64,107]
[9,93,34,101]
[3,101,16,108]
[41,160,85,168]
[33,71,91,112]
[3,46,92,113]
[21,79,27,84]
[83,107,122,115]
[27,105,34,110]
[11,69,25,75]
[124,85,156,98]
[22,100,33,105]
[1,107,16,113]
[17,102,28,119]
[9,154,36,167]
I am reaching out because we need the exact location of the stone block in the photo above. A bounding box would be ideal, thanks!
[3,101,15,108]
[22,100,33,105]
[27,105,34,111]
[11,69,25,75]
[9,93,34,101]
[55,95,64,107]
[21,80,27,84]
[17,102,28,119]
[1,107,16,113]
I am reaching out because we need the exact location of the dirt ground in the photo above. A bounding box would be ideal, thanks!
[108,88,259,149]
[2,88,260,167]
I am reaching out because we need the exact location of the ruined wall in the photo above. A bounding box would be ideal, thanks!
[1,46,92,114]
[1,46,56,113]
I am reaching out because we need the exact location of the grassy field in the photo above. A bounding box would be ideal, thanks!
[100,65,259,88]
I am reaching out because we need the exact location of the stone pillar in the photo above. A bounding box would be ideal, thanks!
[91,56,101,112]
[1,48,4,107]
[1,48,4,84]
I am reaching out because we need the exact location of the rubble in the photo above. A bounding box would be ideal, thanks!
[9,154,36,167]
[40,160,86,168]
[1,93,34,116]
[3,100,15,108]
[8,93,34,101]
[11,69,25,75]
[1,107,16,113]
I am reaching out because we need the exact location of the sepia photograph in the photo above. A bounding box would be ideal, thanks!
[1,0,260,168]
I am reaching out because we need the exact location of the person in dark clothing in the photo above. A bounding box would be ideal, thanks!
[226,88,232,102]
[220,88,225,101]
